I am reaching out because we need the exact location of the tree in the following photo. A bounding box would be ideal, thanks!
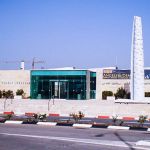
[5,90,14,99]
[102,91,113,100]
[138,115,147,127]
[2,90,6,98]
[145,92,150,97]
[2,90,14,99]
[16,89,24,96]
[0,90,2,98]
[114,87,130,99]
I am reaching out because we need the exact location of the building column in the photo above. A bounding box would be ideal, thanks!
[96,69,103,100]
[86,71,90,99]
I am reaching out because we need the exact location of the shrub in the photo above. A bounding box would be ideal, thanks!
[111,115,124,126]
[38,114,47,122]
[138,115,147,127]
[118,120,124,126]
[102,91,113,100]
[33,114,38,119]
[16,89,24,96]
[112,115,118,125]
[5,114,13,120]
[70,111,84,123]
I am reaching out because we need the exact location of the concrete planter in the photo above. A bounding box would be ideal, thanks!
[92,123,108,128]
[56,122,74,126]
[129,126,148,131]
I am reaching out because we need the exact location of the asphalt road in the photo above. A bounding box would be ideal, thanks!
[0,124,150,150]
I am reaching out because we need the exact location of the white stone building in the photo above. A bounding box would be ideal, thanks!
[0,70,30,97]
[0,67,150,99]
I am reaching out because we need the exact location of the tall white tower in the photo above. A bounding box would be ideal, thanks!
[130,16,144,100]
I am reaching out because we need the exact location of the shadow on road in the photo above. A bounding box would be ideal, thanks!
[114,132,136,150]
[95,131,136,150]
[95,134,105,137]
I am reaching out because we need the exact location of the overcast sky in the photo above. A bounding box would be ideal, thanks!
[0,0,150,70]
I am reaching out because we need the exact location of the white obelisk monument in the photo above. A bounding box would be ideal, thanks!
[130,16,144,101]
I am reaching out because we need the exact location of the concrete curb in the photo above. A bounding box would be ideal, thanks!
[2,112,150,121]
[37,122,57,126]
[108,126,130,130]
[2,121,150,132]
[5,121,23,124]
[73,123,92,128]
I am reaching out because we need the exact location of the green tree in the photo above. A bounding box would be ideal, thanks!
[114,87,130,99]
[16,89,24,96]
[102,91,113,100]
[5,90,14,99]
[145,92,150,97]
[0,90,2,98]
[2,90,6,98]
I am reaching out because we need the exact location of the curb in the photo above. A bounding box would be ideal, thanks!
[37,122,57,126]
[5,121,23,124]
[73,123,92,128]
[108,126,130,130]
[1,121,150,132]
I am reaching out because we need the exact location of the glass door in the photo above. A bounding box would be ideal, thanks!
[48,80,69,99]
[59,81,69,99]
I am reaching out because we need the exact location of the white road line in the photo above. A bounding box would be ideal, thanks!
[0,132,149,150]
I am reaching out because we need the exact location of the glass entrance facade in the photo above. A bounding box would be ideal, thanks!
[31,70,95,100]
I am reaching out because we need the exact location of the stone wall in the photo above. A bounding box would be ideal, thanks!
[0,99,150,118]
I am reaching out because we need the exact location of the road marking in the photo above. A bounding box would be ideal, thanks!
[0,132,149,150]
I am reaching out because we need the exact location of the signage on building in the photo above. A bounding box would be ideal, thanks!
[103,69,150,79]
[103,69,130,79]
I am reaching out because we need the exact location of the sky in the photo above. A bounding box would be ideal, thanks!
[0,0,150,70]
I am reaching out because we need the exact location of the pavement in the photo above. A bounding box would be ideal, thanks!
[0,124,150,150]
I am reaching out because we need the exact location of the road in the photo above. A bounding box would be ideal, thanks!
[0,124,150,150]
